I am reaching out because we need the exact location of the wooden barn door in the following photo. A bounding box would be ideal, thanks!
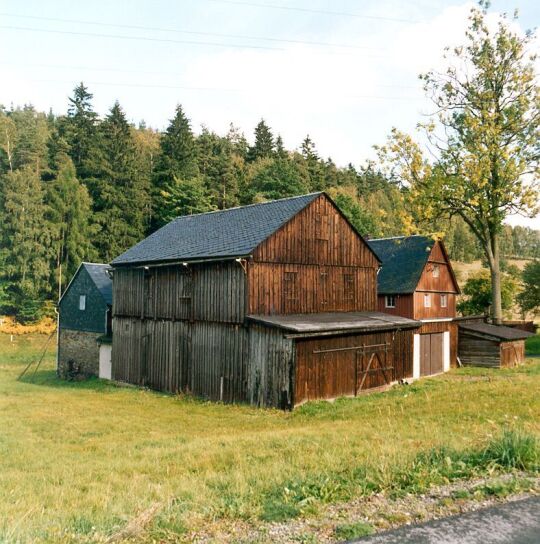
[420,333,444,376]
[356,343,392,393]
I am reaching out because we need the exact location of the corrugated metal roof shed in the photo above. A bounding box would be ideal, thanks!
[112,193,322,266]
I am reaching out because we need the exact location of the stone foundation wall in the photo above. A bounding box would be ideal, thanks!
[57,328,100,378]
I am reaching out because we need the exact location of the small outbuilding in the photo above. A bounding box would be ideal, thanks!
[57,263,112,378]
[458,322,534,368]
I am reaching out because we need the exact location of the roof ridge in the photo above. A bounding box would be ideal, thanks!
[368,234,432,242]
[171,192,323,222]
[82,262,109,267]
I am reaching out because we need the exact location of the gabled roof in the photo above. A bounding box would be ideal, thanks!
[459,322,535,341]
[367,235,436,294]
[59,263,112,306]
[83,263,112,305]
[112,193,324,266]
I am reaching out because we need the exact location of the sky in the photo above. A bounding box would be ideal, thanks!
[0,0,538,228]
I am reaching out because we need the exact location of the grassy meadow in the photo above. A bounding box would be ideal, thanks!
[0,333,539,543]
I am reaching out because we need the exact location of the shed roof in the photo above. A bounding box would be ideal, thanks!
[247,311,420,337]
[367,235,436,294]
[112,193,322,266]
[60,263,112,306]
[459,322,535,341]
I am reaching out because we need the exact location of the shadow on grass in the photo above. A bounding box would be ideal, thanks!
[18,369,119,391]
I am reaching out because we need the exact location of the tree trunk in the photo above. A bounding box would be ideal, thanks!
[486,232,503,324]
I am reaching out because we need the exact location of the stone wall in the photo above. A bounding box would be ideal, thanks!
[57,328,100,378]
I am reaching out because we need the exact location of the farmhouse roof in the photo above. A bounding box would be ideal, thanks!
[112,192,348,266]
[367,235,436,294]
[247,311,420,337]
[459,322,535,341]
[59,262,112,305]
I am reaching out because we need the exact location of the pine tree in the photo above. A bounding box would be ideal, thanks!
[9,106,49,173]
[248,157,309,201]
[275,135,287,159]
[301,135,325,190]
[247,119,275,162]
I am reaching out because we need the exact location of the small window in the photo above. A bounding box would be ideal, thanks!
[432,264,440,278]
[385,295,396,308]
[424,293,431,308]
[79,295,86,311]
[440,294,447,308]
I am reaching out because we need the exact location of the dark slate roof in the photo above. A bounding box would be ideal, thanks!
[247,311,420,337]
[459,322,535,341]
[112,193,322,266]
[367,235,435,294]
[83,263,112,305]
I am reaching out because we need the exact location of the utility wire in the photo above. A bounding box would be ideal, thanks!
[0,61,419,90]
[206,0,422,24]
[0,12,382,50]
[21,77,424,101]
[0,25,284,51]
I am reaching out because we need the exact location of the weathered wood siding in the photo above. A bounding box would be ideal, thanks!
[247,325,295,409]
[500,340,526,368]
[458,334,500,367]
[252,194,379,267]
[294,329,413,405]
[414,292,456,320]
[113,262,246,323]
[376,294,414,319]
[248,263,376,315]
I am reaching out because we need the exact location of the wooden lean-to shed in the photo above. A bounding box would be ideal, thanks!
[110,192,420,408]
[458,322,534,368]
[58,263,113,379]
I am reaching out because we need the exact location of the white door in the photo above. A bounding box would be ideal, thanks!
[99,344,112,380]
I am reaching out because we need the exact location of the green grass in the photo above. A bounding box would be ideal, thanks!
[0,334,539,543]
[526,334,540,356]
[334,521,374,540]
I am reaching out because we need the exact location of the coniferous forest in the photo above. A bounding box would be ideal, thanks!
[0,83,538,321]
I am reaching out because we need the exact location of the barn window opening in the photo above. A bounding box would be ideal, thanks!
[424,293,431,308]
[284,271,298,301]
[343,273,355,300]
[79,295,86,311]
[385,295,396,308]
[433,264,440,278]
[440,294,447,308]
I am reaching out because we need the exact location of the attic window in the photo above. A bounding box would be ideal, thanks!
[432,264,440,278]
[441,294,448,308]
[424,293,431,308]
[385,295,396,308]
[79,295,86,311]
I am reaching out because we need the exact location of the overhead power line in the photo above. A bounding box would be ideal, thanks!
[0,12,381,50]
[206,0,422,24]
[0,25,284,51]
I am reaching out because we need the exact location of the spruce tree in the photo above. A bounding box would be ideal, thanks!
[92,101,149,261]
[152,105,199,227]
[45,153,95,298]
[247,119,275,162]
[301,135,325,190]
[62,82,99,177]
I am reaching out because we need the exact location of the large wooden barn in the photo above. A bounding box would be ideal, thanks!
[110,192,420,408]
[367,236,460,378]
